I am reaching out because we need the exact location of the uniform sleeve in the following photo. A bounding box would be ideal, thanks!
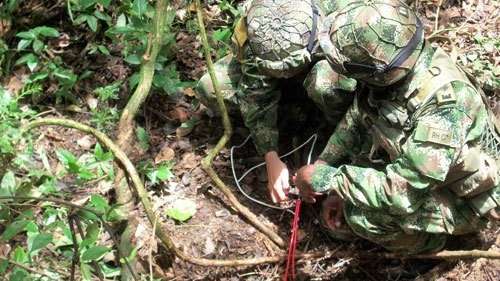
[318,100,362,165]
[312,82,487,215]
[238,58,281,155]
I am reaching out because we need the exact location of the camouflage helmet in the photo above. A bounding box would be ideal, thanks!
[245,0,321,78]
[319,0,424,86]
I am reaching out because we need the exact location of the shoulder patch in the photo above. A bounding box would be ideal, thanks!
[435,85,457,106]
[414,123,455,147]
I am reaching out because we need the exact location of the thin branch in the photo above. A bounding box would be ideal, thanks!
[194,0,285,248]
[68,216,79,281]
[0,257,58,279]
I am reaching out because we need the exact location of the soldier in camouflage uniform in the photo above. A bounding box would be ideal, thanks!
[295,0,500,253]
[196,0,356,203]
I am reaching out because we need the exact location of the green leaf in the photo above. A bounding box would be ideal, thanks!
[0,170,16,196]
[94,10,111,23]
[155,164,173,181]
[12,246,28,263]
[53,68,77,86]
[17,39,32,50]
[10,268,28,281]
[80,263,92,281]
[97,0,111,8]
[28,233,52,253]
[32,39,44,53]
[15,53,38,71]
[80,223,99,248]
[90,194,109,212]
[86,15,98,32]
[33,26,60,38]
[136,126,149,150]
[16,31,36,40]
[212,27,232,43]
[124,54,141,65]
[166,199,196,222]
[74,14,88,25]
[116,14,127,27]
[132,0,148,16]
[81,246,110,262]
[0,220,29,241]
[0,259,8,274]
[97,45,110,55]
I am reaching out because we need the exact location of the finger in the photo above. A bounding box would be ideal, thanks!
[269,184,278,203]
[274,179,287,201]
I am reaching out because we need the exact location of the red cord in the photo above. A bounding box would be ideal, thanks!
[283,199,302,281]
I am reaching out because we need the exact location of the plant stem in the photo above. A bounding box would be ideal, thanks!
[194,0,285,248]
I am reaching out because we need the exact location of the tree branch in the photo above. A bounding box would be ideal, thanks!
[194,0,285,248]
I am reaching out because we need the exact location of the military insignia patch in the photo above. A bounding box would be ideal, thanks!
[414,123,454,147]
[436,87,457,106]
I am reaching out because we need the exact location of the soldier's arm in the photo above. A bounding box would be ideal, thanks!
[317,101,362,165]
[311,82,487,215]
[238,60,281,155]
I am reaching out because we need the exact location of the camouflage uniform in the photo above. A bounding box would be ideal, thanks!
[196,0,356,155]
[312,0,500,253]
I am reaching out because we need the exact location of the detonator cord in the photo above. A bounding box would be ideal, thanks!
[230,134,318,215]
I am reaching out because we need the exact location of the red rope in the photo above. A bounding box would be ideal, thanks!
[283,199,302,281]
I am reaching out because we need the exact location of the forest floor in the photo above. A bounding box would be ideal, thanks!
[1,0,499,280]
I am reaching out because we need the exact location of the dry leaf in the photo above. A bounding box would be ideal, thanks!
[77,135,95,150]
[6,75,24,95]
[86,95,99,110]
[176,126,194,138]
[155,145,175,164]
[169,107,190,122]
[179,152,198,169]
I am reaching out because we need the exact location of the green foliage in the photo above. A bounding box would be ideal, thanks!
[141,161,174,185]
[166,198,196,222]
[93,81,121,102]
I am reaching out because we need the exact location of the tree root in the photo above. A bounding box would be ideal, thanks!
[112,1,169,279]
[194,0,286,248]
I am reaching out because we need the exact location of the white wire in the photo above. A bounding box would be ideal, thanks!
[230,134,318,214]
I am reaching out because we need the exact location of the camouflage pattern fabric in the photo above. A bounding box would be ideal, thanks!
[196,0,357,155]
[312,41,499,253]
[196,53,356,154]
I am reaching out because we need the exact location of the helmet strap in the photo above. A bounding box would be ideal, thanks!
[307,0,319,53]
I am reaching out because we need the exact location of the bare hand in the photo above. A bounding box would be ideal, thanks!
[294,164,322,203]
[265,151,289,203]
[321,195,344,229]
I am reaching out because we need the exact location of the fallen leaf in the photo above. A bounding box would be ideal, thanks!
[6,76,24,96]
[169,107,190,122]
[176,126,193,138]
[179,152,198,169]
[77,135,95,150]
[154,145,175,164]
[86,95,99,110]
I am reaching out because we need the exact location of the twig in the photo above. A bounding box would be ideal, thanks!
[0,257,55,279]
[68,215,79,281]
[194,0,285,248]
[434,0,444,32]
